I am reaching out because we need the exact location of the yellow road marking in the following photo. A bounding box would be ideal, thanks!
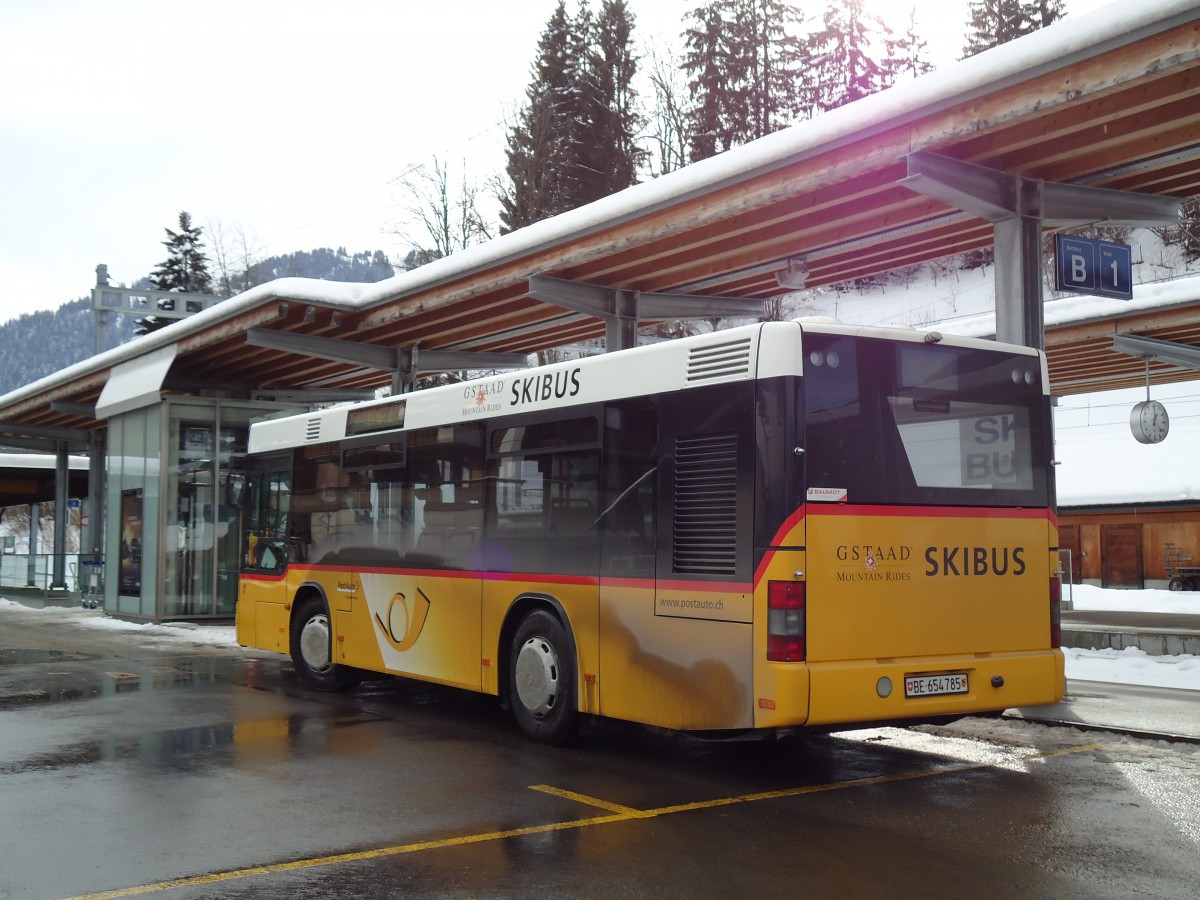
[529,783,654,817]
[65,742,1101,899]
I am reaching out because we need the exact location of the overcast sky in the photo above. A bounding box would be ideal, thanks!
[0,0,1114,325]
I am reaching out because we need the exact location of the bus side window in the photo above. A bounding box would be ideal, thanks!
[803,335,868,494]
[407,424,485,570]
[242,456,293,572]
[486,414,601,576]
[601,400,657,578]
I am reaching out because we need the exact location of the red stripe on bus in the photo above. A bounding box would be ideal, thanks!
[765,507,807,547]
[283,564,758,593]
[599,576,655,591]
[284,563,600,588]
[803,503,1051,521]
[241,571,287,583]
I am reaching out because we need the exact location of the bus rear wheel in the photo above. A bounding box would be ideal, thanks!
[290,597,359,691]
[510,609,578,745]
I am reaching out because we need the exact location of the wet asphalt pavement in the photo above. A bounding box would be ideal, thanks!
[2,609,1199,900]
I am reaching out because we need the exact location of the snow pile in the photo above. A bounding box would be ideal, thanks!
[1064,645,1199,691]
[1069,583,1200,615]
[0,598,238,649]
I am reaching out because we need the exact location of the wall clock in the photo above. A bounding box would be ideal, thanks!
[1130,399,1169,444]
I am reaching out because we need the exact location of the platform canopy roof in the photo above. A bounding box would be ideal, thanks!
[0,454,89,507]
[3,0,1200,445]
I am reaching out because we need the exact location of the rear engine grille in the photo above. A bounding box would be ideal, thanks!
[672,432,738,575]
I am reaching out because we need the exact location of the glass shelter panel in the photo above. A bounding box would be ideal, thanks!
[162,402,253,618]
[164,407,218,617]
[105,404,161,618]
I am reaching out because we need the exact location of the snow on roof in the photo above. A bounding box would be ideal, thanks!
[935,275,1200,339]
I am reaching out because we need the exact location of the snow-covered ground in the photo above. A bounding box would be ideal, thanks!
[3,584,1197,692]
[1063,584,1200,691]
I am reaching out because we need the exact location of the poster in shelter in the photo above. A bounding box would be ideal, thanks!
[119,489,143,595]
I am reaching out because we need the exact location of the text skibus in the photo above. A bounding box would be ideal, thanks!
[236,321,1064,743]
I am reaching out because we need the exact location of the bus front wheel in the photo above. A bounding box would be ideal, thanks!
[290,597,359,691]
[510,609,578,745]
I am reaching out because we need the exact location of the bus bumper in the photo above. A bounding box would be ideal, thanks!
[804,649,1065,727]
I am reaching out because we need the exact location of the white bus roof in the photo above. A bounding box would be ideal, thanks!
[247,321,1044,455]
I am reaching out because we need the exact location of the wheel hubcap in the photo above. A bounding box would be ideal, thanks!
[299,614,332,673]
[514,636,559,718]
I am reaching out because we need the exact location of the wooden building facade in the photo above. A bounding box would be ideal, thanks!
[1058,503,1200,589]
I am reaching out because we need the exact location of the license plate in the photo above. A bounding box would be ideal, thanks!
[904,672,969,698]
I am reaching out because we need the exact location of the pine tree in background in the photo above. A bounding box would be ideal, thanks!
[499,1,575,233]
[746,0,808,140]
[136,211,215,335]
[961,0,1066,59]
[807,0,891,113]
[682,0,808,163]
[560,0,595,210]
[1027,0,1067,29]
[149,211,213,294]
[584,0,645,199]
[682,1,733,162]
[498,0,642,234]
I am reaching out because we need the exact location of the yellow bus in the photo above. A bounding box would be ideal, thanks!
[236,321,1064,743]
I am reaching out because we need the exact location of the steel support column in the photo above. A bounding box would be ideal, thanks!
[903,152,1180,351]
[51,442,69,590]
[27,502,38,588]
[994,198,1045,347]
[83,430,106,565]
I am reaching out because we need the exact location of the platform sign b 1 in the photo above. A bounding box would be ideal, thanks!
[1055,234,1132,300]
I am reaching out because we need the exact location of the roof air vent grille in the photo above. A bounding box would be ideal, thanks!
[687,337,752,383]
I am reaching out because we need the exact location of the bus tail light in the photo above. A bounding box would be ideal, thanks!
[1049,578,1062,649]
[767,581,805,662]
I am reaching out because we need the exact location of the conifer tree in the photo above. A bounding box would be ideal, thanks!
[585,1,644,198]
[682,0,808,162]
[498,0,643,234]
[682,1,733,162]
[499,2,575,233]
[807,0,890,113]
[747,0,807,139]
[149,211,213,294]
[136,211,214,335]
[961,0,1066,59]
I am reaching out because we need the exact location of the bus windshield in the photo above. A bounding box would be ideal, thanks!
[802,333,1051,508]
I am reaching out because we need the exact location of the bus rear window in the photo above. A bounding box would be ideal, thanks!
[890,399,1033,492]
[803,334,1049,507]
